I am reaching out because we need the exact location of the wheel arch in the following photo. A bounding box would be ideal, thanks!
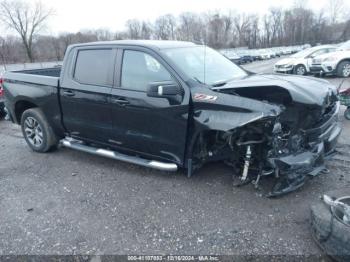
[337,58,350,69]
[294,63,307,72]
[14,99,38,123]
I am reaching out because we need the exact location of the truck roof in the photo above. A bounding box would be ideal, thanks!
[69,40,198,50]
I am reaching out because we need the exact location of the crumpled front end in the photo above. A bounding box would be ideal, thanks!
[190,75,341,197]
[266,101,341,196]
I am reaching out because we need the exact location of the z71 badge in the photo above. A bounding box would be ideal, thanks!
[193,93,218,102]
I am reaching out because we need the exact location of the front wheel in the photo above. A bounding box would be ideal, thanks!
[294,65,306,75]
[21,108,58,153]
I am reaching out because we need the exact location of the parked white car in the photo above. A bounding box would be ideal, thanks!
[274,45,336,75]
[310,40,350,77]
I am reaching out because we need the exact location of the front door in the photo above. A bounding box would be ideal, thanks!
[110,49,190,164]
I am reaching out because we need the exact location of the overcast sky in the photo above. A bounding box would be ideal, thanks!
[1,0,348,35]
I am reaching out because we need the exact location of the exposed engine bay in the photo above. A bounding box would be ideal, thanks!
[190,74,341,197]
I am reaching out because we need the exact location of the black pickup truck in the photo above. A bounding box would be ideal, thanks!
[2,40,341,196]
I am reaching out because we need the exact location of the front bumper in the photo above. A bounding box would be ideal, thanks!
[274,65,294,74]
[273,102,340,171]
[268,102,341,196]
[310,62,337,75]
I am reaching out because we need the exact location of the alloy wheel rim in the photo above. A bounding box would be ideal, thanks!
[343,64,350,77]
[296,66,305,75]
[24,117,43,147]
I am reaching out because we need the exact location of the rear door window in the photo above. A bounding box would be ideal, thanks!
[74,49,114,87]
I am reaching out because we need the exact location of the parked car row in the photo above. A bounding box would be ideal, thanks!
[274,40,350,77]
[220,44,309,64]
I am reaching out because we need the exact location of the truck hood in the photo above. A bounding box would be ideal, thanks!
[212,73,337,106]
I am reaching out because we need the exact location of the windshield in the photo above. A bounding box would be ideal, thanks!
[162,46,248,85]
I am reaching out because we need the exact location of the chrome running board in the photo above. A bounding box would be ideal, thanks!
[61,138,178,172]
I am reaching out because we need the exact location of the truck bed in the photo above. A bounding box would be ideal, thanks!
[4,67,61,87]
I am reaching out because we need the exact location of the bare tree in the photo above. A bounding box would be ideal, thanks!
[0,37,10,65]
[177,12,204,42]
[328,0,344,24]
[125,19,142,39]
[222,13,233,46]
[0,0,53,62]
[94,29,114,41]
[206,13,225,48]
[233,14,252,46]
[155,14,176,40]
[141,21,153,39]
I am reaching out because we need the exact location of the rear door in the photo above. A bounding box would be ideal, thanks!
[60,47,116,143]
[110,48,190,164]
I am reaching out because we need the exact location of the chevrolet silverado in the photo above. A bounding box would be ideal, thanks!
[2,40,341,196]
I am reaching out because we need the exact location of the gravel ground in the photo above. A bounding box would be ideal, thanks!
[0,58,349,256]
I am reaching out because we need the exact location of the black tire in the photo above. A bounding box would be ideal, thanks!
[294,64,307,75]
[0,109,5,119]
[337,61,350,78]
[20,108,58,153]
[344,108,350,120]
[0,103,5,119]
[310,188,350,262]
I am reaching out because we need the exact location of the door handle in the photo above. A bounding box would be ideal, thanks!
[111,97,130,105]
[62,90,76,97]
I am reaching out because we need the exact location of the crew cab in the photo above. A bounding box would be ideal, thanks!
[274,45,336,75]
[2,40,341,196]
[310,40,350,77]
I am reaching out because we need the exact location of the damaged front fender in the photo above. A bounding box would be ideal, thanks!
[191,87,282,132]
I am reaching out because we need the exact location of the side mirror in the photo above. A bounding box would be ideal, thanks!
[147,81,182,97]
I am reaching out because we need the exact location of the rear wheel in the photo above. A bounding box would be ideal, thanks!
[337,61,350,77]
[21,108,58,153]
[294,65,306,75]
[0,105,5,119]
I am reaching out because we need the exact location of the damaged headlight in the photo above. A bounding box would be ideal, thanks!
[270,121,304,157]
